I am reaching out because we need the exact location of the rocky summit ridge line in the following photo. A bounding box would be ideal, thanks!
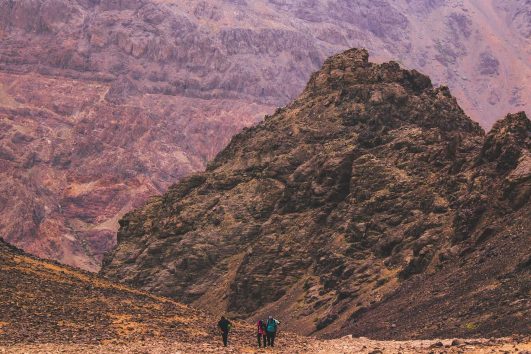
[102,48,530,338]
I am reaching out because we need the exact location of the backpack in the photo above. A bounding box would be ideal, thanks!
[219,319,231,332]
[266,319,277,332]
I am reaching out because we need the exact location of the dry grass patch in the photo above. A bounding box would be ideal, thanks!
[110,314,152,338]
[12,255,190,309]
[57,320,86,330]
[160,315,193,324]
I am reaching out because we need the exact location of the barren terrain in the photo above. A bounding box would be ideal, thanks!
[1,238,529,353]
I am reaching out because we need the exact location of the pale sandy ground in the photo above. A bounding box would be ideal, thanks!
[1,336,530,353]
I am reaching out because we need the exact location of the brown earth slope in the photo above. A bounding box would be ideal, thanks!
[102,49,531,339]
[1,0,530,270]
[1,236,304,351]
[0,236,221,345]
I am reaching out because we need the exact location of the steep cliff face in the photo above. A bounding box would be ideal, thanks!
[102,48,531,338]
[1,0,529,270]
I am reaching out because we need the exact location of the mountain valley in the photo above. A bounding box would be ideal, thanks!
[0,1,529,351]
[1,237,529,353]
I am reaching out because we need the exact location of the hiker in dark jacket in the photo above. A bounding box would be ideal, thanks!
[265,315,280,347]
[257,319,267,348]
[217,316,232,347]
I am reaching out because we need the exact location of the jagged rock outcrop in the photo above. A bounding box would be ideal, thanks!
[102,48,530,338]
[1,0,530,270]
[341,112,531,339]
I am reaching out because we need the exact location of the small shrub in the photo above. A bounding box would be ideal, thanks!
[464,322,477,330]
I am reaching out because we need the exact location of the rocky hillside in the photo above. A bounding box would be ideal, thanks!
[1,238,530,353]
[0,70,264,271]
[102,49,530,339]
[0,236,220,345]
[0,0,272,270]
[1,0,529,270]
[1,236,304,351]
[340,112,531,339]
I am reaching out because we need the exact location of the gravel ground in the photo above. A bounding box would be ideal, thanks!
[2,336,530,353]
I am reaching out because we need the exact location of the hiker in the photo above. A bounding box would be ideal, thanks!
[217,316,232,347]
[257,319,267,348]
[265,315,280,347]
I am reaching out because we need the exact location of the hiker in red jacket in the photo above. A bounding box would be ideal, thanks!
[257,319,267,348]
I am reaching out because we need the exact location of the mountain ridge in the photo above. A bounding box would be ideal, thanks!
[102,48,530,338]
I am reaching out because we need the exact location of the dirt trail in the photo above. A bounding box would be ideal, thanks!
[2,336,531,353]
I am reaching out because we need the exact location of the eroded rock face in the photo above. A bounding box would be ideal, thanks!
[342,112,531,339]
[1,0,529,270]
[0,72,266,270]
[101,49,531,338]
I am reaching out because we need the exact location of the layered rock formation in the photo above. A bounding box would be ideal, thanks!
[102,49,530,339]
[1,0,527,127]
[0,0,271,269]
[1,0,529,270]
[0,70,264,270]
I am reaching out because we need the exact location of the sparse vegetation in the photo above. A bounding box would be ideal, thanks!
[464,322,478,331]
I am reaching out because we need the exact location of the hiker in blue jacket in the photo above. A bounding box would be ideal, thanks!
[265,315,280,347]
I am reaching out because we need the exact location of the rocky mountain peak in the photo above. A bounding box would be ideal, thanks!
[321,48,370,69]
[209,48,482,173]
[480,112,530,172]
[299,48,479,137]
[305,48,432,96]
[102,48,530,339]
